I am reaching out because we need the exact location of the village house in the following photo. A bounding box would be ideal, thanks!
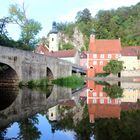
[119,46,140,70]
[87,32,122,77]
[87,80,121,123]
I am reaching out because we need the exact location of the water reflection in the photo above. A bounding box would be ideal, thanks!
[0,86,19,111]
[0,81,140,139]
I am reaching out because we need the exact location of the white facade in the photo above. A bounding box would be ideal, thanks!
[49,33,59,52]
[60,51,80,65]
[48,105,59,121]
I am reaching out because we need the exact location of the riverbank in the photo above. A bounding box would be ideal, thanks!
[86,76,140,83]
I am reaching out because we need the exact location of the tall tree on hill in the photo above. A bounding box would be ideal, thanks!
[75,8,92,24]
[8,2,42,49]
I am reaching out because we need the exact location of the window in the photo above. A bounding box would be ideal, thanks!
[100,54,104,58]
[100,99,104,104]
[93,92,97,96]
[108,99,112,104]
[93,99,97,104]
[100,61,103,65]
[115,54,119,58]
[99,92,103,97]
[93,54,97,58]
[93,61,97,65]
[108,54,112,59]
[52,38,54,41]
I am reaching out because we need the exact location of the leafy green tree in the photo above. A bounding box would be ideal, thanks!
[103,84,123,99]
[103,60,123,75]
[18,115,41,140]
[8,2,42,49]
[75,8,92,24]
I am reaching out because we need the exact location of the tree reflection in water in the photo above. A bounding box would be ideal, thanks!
[18,115,41,140]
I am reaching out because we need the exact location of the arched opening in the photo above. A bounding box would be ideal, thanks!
[0,63,19,86]
[0,86,19,110]
[46,67,53,80]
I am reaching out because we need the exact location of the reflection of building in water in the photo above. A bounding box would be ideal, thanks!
[120,87,140,111]
[47,100,76,121]
[87,80,121,123]
[48,105,59,121]
[121,88,140,103]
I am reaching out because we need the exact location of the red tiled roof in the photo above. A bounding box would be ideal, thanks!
[59,100,76,107]
[88,104,121,119]
[44,49,77,58]
[35,44,49,53]
[121,46,140,56]
[89,37,121,53]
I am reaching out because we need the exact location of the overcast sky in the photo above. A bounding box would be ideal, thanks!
[1,0,140,40]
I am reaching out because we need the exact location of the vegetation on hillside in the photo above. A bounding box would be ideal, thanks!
[57,2,140,50]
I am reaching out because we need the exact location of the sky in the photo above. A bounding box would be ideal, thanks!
[1,0,140,40]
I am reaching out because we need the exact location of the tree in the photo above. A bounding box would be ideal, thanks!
[103,60,123,75]
[8,2,42,48]
[75,8,92,24]
[103,84,123,99]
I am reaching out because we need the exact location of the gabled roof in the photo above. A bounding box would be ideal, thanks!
[35,44,49,54]
[44,49,77,58]
[89,37,121,53]
[88,104,121,119]
[121,46,140,56]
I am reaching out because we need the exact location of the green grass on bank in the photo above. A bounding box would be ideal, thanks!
[52,75,85,89]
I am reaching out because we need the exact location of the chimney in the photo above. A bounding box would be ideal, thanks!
[89,29,96,51]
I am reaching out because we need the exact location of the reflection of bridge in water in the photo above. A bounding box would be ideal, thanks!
[0,85,82,128]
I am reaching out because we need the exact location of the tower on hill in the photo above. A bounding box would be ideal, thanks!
[49,21,59,52]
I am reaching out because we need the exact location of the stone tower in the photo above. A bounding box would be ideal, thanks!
[49,21,58,52]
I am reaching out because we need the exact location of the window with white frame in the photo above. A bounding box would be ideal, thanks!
[115,54,119,58]
[108,99,112,104]
[99,92,103,97]
[93,61,97,65]
[93,54,97,58]
[100,61,103,65]
[93,92,97,96]
[108,54,112,59]
[100,54,104,58]
[93,99,97,104]
[100,99,104,104]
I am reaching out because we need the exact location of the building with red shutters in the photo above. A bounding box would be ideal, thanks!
[87,80,121,123]
[87,32,122,77]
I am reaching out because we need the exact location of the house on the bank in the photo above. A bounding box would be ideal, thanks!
[87,32,122,77]
[87,80,121,123]
[119,46,140,70]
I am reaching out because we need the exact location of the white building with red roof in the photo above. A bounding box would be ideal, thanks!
[119,46,140,70]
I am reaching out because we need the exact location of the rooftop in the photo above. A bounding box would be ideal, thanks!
[89,37,121,53]
[121,46,140,56]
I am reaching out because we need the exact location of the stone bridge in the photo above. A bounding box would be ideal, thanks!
[0,46,85,85]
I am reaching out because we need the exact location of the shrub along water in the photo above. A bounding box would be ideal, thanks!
[52,75,85,89]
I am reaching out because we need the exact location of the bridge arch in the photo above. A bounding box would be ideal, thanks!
[0,62,19,86]
[46,67,54,80]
